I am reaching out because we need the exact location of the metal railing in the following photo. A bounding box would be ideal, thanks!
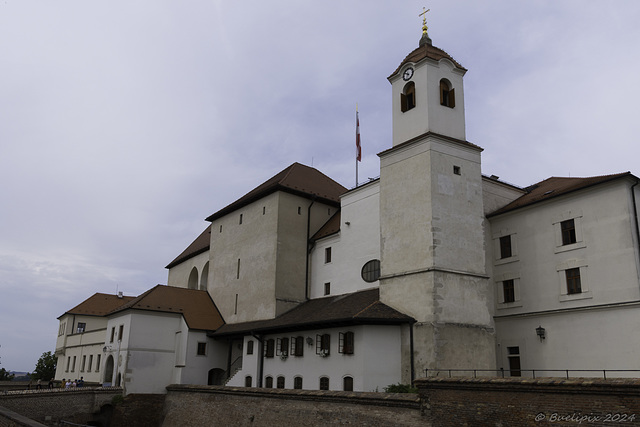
[425,368,640,380]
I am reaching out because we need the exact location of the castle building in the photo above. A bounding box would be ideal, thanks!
[54,20,640,394]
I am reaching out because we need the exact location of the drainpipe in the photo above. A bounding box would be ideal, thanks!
[409,323,415,384]
[305,198,316,301]
[631,179,640,284]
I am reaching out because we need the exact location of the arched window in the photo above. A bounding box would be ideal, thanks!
[319,376,329,391]
[294,376,303,389]
[200,262,209,291]
[265,376,273,388]
[245,375,252,387]
[440,79,455,108]
[343,376,353,392]
[361,259,381,283]
[276,376,285,389]
[104,355,114,385]
[401,82,416,112]
[188,267,198,290]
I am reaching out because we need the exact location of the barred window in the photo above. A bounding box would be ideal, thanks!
[319,376,329,391]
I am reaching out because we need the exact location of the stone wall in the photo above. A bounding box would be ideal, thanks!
[416,377,640,427]
[0,387,122,426]
[162,385,423,427]
[0,405,48,427]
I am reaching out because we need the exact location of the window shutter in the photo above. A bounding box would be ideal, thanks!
[450,88,455,108]
[401,93,408,112]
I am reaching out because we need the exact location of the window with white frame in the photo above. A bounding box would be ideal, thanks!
[553,212,585,253]
[557,260,591,301]
[495,273,522,307]
[494,230,518,264]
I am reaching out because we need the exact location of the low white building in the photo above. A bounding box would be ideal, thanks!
[55,293,135,384]
[55,285,225,394]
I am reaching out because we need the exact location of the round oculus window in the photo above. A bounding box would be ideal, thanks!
[361,259,381,283]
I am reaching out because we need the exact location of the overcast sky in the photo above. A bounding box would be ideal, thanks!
[1,1,639,372]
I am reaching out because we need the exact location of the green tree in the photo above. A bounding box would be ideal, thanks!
[32,351,56,380]
[0,367,15,381]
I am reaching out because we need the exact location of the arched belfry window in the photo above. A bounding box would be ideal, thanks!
[401,82,416,112]
[440,79,455,108]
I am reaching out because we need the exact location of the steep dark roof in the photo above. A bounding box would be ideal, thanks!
[388,42,466,80]
[487,172,633,217]
[109,285,225,331]
[213,288,414,337]
[206,163,347,222]
[166,225,211,269]
[59,293,136,318]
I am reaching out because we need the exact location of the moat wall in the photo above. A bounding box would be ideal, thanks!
[3,378,640,426]
[162,385,422,427]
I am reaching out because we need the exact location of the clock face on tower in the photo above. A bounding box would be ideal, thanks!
[402,67,414,81]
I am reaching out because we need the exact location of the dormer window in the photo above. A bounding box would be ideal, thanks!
[440,79,455,108]
[401,82,416,112]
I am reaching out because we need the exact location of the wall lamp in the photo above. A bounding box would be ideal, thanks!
[536,326,546,341]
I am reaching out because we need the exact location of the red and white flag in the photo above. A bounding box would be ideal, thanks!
[355,110,362,162]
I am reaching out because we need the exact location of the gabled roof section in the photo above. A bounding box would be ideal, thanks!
[166,225,211,269]
[205,163,347,222]
[487,172,633,217]
[110,285,225,331]
[59,293,136,319]
[311,210,341,241]
[213,288,414,337]
[388,42,466,80]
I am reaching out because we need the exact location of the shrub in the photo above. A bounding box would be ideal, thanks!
[384,383,418,393]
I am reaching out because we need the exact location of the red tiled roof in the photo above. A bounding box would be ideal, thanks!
[205,163,347,222]
[388,42,466,80]
[166,225,211,269]
[487,172,633,217]
[60,293,136,318]
[109,285,225,331]
[213,288,414,337]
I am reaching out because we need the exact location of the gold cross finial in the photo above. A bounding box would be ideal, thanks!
[419,7,430,35]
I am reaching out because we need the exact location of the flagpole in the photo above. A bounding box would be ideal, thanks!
[355,104,360,187]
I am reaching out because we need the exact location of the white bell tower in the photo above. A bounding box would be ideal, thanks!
[378,12,495,381]
[389,11,467,145]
